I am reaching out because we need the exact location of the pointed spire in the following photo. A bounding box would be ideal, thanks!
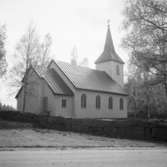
[95,22,124,64]
[104,22,117,56]
[107,19,110,28]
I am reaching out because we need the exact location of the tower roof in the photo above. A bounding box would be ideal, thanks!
[95,25,124,64]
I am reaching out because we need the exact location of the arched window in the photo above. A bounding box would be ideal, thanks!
[116,65,120,75]
[120,98,124,110]
[108,96,113,109]
[96,95,101,109]
[81,94,86,108]
[62,99,67,108]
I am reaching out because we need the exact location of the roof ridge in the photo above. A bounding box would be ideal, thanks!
[53,60,127,95]
[56,60,91,69]
[56,60,109,73]
[55,60,118,82]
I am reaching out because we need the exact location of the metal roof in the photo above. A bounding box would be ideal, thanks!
[55,61,127,95]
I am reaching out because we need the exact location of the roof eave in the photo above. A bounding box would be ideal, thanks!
[76,87,128,96]
[95,58,124,65]
[15,86,23,99]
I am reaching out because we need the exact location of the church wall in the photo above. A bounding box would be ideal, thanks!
[74,89,127,119]
[17,69,74,118]
[96,61,124,87]
[17,88,24,112]
[42,80,73,118]
[17,63,127,119]
[17,69,43,114]
[54,95,73,118]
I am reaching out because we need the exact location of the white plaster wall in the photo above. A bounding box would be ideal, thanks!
[96,61,124,87]
[74,90,127,119]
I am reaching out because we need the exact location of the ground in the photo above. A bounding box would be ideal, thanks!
[0,128,166,150]
[1,149,167,167]
[0,126,167,166]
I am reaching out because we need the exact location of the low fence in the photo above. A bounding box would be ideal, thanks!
[0,110,167,141]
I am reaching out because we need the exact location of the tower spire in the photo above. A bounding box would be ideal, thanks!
[107,19,110,29]
[95,22,124,64]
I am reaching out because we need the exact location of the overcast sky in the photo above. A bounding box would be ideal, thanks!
[0,0,129,107]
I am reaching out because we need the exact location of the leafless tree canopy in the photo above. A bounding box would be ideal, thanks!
[123,0,167,117]
[9,24,52,88]
[0,24,7,77]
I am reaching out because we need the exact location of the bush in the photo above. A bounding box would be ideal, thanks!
[0,110,41,124]
[0,110,167,141]
[128,108,167,119]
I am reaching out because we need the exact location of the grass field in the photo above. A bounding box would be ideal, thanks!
[0,128,166,150]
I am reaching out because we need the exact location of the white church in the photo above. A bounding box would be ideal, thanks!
[16,25,128,119]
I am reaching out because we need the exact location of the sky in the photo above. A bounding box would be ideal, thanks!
[0,0,129,107]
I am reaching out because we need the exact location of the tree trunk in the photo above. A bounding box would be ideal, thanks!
[146,87,150,120]
[163,76,167,99]
[147,104,150,120]
[22,47,30,113]
[134,100,137,119]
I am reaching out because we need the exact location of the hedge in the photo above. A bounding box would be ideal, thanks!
[0,110,167,141]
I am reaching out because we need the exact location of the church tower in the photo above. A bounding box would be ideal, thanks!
[95,24,124,87]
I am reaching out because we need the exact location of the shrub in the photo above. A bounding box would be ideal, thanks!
[0,110,167,141]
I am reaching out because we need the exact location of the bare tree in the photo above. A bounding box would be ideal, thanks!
[39,33,52,72]
[9,24,52,112]
[122,0,167,97]
[0,24,7,77]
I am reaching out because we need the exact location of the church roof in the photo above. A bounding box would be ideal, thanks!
[42,69,73,96]
[15,66,73,98]
[55,61,127,95]
[95,25,124,64]
[16,60,127,99]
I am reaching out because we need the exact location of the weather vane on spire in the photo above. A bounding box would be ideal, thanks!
[107,19,110,28]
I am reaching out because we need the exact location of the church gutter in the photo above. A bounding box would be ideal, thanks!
[75,87,128,96]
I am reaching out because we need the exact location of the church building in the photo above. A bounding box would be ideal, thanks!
[16,25,128,118]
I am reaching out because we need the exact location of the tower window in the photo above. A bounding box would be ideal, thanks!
[116,65,120,75]
[81,94,86,108]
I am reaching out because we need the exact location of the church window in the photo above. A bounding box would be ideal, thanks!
[43,96,48,111]
[62,99,66,108]
[120,98,124,110]
[81,94,86,108]
[108,96,113,109]
[116,65,120,75]
[96,95,101,109]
